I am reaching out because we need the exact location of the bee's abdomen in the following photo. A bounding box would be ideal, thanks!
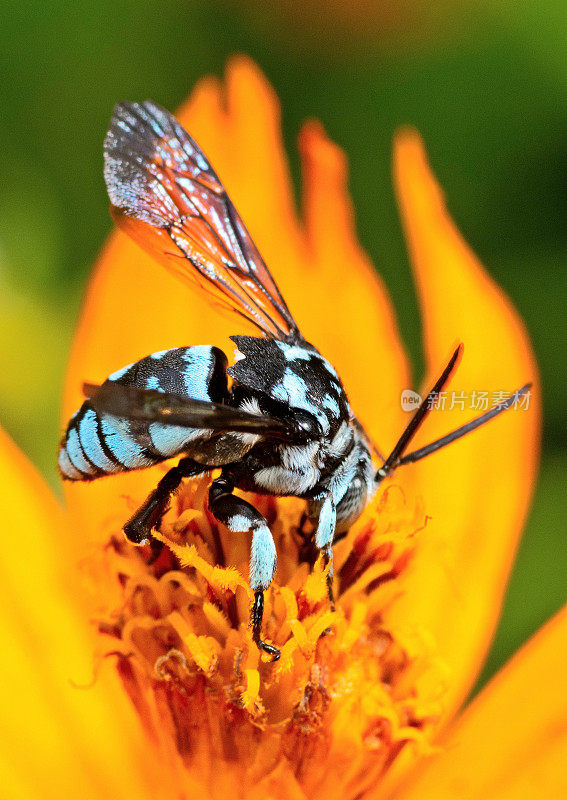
[58,403,156,480]
[59,345,229,481]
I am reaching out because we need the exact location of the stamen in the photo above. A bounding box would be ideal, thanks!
[91,475,444,796]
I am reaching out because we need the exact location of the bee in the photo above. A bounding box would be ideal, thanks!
[59,101,530,660]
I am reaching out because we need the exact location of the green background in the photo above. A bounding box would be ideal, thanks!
[0,0,565,692]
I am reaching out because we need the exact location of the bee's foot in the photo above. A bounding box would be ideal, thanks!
[256,639,281,662]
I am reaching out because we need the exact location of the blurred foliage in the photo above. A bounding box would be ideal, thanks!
[477,451,567,690]
[0,0,565,685]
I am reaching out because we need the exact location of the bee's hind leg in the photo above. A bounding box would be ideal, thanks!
[124,457,206,545]
[208,472,280,661]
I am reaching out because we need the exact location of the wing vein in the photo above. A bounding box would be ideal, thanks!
[104,99,302,342]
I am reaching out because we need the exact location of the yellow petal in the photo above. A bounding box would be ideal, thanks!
[388,129,540,722]
[296,119,409,445]
[0,427,165,798]
[63,57,409,541]
[395,605,567,799]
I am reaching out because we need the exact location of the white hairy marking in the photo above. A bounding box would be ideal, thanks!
[255,465,320,495]
[108,363,132,381]
[239,397,262,415]
[321,393,341,417]
[181,347,214,400]
[315,494,336,549]
[78,409,115,471]
[327,444,362,506]
[272,370,330,434]
[276,342,312,362]
[280,441,321,471]
[276,341,340,382]
[149,422,209,456]
[66,428,94,474]
[58,447,82,480]
[226,513,253,532]
[327,420,352,458]
[100,417,154,469]
[149,349,170,360]
[249,524,277,591]
[235,397,262,446]
[234,431,262,446]
[321,359,339,379]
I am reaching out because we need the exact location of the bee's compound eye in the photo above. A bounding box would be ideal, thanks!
[294,411,322,440]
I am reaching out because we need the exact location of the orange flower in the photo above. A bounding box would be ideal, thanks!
[1,57,558,799]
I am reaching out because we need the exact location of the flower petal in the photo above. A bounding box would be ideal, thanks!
[63,57,408,541]
[388,130,540,721]
[394,605,567,799]
[0,427,165,798]
[296,119,409,445]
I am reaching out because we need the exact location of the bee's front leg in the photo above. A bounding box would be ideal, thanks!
[208,472,280,661]
[124,457,206,544]
[314,493,337,608]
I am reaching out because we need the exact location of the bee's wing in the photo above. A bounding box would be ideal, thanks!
[84,382,300,442]
[104,100,301,342]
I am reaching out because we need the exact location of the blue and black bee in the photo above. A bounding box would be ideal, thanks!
[59,101,529,660]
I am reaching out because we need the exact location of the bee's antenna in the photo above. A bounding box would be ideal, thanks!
[376,344,462,480]
[376,345,531,482]
[395,384,531,468]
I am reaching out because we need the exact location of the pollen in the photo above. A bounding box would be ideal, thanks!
[93,476,444,799]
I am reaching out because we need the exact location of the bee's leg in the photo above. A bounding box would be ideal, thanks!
[314,494,337,608]
[209,474,279,661]
[124,457,206,544]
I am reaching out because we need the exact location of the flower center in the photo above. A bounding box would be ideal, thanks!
[94,474,443,798]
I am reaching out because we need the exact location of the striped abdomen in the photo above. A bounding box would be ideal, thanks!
[59,345,228,481]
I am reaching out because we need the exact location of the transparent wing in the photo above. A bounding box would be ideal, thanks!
[83,382,309,442]
[104,100,301,341]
